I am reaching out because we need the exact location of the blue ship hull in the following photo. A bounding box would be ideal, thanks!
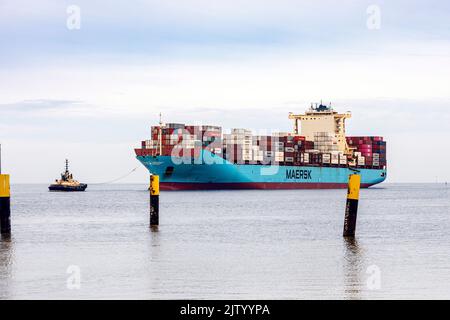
[136,150,386,190]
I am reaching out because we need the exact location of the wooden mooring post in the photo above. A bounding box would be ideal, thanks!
[343,173,361,237]
[150,175,159,228]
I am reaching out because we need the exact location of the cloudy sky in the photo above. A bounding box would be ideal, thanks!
[1,0,449,183]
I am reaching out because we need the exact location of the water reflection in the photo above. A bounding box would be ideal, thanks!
[0,235,14,299]
[343,237,365,299]
[146,225,162,297]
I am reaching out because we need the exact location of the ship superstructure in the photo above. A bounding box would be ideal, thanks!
[289,104,352,154]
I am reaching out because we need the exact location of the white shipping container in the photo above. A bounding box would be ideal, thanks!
[273,132,293,137]
[331,154,339,164]
[227,138,251,144]
[339,154,347,164]
[284,157,294,162]
[314,132,331,137]
[232,136,252,142]
[232,128,252,135]
[275,152,284,157]
[358,156,365,165]
[182,142,195,148]
[265,151,274,156]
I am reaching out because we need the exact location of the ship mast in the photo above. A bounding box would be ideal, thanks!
[158,112,163,155]
[61,159,70,181]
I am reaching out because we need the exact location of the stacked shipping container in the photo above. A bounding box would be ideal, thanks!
[223,129,253,162]
[136,123,221,158]
[346,136,387,168]
[135,123,385,169]
[314,132,339,152]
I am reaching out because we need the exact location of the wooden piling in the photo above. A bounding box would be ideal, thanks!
[0,174,11,234]
[150,175,159,227]
[343,173,360,237]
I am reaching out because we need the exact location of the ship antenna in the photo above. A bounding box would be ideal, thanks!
[0,143,2,174]
[158,113,163,155]
[65,159,69,173]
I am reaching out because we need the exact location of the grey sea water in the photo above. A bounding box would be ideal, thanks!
[0,183,449,299]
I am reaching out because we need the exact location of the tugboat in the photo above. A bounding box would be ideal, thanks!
[48,159,87,192]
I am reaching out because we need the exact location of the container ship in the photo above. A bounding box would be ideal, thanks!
[135,104,387,190]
